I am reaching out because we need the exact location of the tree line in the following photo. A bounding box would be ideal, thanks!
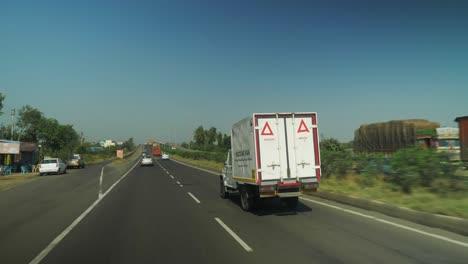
[180,125,230,152]
[0,93,134,160]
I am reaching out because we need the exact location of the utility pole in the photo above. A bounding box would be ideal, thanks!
[10,109,15,140]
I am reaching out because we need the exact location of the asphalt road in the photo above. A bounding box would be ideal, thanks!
[1,157,468,264]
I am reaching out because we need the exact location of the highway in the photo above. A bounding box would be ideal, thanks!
[1,156,468,264]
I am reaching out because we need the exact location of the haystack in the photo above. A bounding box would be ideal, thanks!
[353,119,439,152]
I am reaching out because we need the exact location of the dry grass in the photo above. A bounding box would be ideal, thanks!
[170,155,223,174]
[0,173,39,191]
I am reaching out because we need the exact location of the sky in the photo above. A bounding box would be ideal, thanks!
[1,0,468,144]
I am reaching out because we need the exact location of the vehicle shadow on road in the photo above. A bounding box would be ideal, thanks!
[227,195,312,216]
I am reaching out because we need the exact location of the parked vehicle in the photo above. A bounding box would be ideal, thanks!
[162,153,170,160]
[66,154,85,169]
[220,113,321,210]
[140,155,154,166]
[39,158,67,175]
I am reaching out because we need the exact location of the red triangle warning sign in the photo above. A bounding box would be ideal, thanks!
[261,121,274,136]
[297,120,310,133]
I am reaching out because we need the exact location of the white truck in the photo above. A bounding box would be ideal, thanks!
[220,113,321,210]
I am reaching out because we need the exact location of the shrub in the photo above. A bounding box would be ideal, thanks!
[390,148,422,193]
[320,149,352,178]
[390,147,454,193]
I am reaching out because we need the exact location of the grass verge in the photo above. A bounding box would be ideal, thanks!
[0,173,39,191]
[170,154,223,174]
[320,174,468,219]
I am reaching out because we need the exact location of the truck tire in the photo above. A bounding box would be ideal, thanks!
[240,186,254,211]
[220,176,229,199]
[283,197,299,209]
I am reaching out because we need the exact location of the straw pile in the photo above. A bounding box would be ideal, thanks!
[353,119,440,152]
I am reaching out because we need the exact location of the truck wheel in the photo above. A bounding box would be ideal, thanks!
[283,197,299,209]
[240,186,254,211]
[220,176,229,199]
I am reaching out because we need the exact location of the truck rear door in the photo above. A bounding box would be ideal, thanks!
[255,113,320,182]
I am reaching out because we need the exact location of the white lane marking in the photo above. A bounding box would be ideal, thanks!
[215,217,253,252]
[188,192,200,203]
[176,181,180,185]
[299,197,468,248]
[170,175,174,179]
[179,185,184,187]
[98,167,104,199]
[29,160,140,264]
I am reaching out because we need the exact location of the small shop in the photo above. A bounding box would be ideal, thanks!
[0,140,39,174]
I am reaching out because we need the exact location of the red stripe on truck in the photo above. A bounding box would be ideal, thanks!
[313,125,320,181]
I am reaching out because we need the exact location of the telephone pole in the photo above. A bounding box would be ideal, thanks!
[10,109,15,140]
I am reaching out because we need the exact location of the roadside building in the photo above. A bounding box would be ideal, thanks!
[100,139,116,148]
[0,140,39,173]
[455,116,468,162]
[0,140,20,166]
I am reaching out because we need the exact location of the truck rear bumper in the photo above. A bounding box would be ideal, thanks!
[277,192,302,198]
[258,178,318,198]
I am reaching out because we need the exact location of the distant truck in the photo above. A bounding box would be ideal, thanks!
[220,113,321,210]
[152,143,162,157]
[144,144,153,155]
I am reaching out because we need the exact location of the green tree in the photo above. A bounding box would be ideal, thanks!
[0,93,5,115]
[16,105,44,142]
[193,126,206,149]
[222,134,231,151]
[122,137,135,150]
[321,138,345,152]
[216,132,223,147]
[206,127,217,145]
[37,118,80,159]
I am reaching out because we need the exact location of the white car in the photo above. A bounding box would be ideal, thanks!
[162,153,170,160]
[141,155,154,166]
[39,158,67,175]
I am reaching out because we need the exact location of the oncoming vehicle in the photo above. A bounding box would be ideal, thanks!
[39,158,67,175]
[141,155,154,166]
[67,154,85,169]
[162,153,170,160]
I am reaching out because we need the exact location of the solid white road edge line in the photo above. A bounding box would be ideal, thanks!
[29,160,140,264]
[215,217,253,252]
[188,192,201,204]
[299,197,468,248]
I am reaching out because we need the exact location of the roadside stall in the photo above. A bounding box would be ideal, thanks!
[0,140,20,174]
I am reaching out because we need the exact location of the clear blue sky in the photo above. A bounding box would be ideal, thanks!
[2,0,468,144]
